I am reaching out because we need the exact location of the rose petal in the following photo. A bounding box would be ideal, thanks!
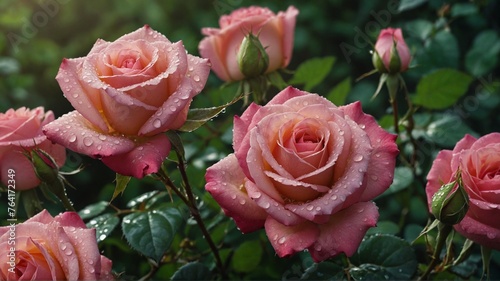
[455,214,500,250]
[43,110,136,158]
[308,202,379,262]
[205,154,267,233]
[264,216,319,258]
[279,6,299,67]
[341,101,399,200]
[118,25,172,44]
[0,148,40,190]
[101,133,171,178]
[56,58,109,133]
[99,256,114,280]
[199,35,232,81]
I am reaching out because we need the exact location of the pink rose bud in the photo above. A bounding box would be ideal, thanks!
[43,26,210,178]
[199,6,299,82]
[0,107,66,190]
[372,28,411,74]
[426,133,500,250]
[237,32,269,78]
[431,175,469,225]
[0,210,114,280]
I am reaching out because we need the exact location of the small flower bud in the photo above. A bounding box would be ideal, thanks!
[237,32,269,78]
[431,178,469,225]
[26,148,60,184]
[372,28,411,74]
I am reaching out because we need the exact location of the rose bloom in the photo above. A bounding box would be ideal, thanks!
[43,25,210,178]
[0,107,66,190]
[0,210,113,280]
[199,5,298,81]
[373,28,411,73]
[426,133,500,249]
[205,87,398,261]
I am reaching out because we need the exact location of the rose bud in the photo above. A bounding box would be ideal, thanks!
[372,28,411,74]
[237,32,269,78]
[431,179,469,225]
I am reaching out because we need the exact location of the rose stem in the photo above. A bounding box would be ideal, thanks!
[419,222,452,280]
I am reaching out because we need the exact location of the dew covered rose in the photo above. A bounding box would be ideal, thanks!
[205,87,398,261]
[199,5,298,81]
[426,133,500,249]
[0,107,66,190]
[0,210,113,280]
[43,25,210,178]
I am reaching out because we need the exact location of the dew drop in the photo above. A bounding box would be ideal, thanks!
[239,199,246,205]
[353,154,364,162]
[169,106,177,112]
[331,195,338,200]
[88,267,95,274]
[64,78,70,83]
[65,249,73,256]
[83,137,93,147]
[359,124,366,129]
[193,75,200,82]
[72,93,79,98]
[60,244,67,251]
[278,237,286,244]
[88,259,94,265]
[306,205,314,211]
[371,175,378,181]
[68,135,77,143]
[67,226,76,232]
[263,202,270,209]
[357,208,364,213]
[253,192,262,199]
[338,130,344,136]
[153,119,162,128]
[230,194,236,200]
[314,244,322,251]
[98,135,107,141]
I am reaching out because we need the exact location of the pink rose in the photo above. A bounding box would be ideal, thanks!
[43,25,210,178]
[426,133,500,249]
[0,210,113,280]
[373,28,411,73]
[0,107,66,190]
[199,6,298,81]
[205,87,398,262]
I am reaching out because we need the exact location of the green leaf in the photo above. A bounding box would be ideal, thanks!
[300,262,345,280]
[425,113,478,147]
[171,262,211,281]
[166,131,185,161]
[415,30,460,73]
[350,234,418,281]
[465,30,500,77]
[366,221,400,236]
[178,94,242,132]
[231,240,263,273]
[267,71,288,90]
[86,213,119,243]
[405,20,433,40]
[398,0,428,12]
[78,201,109,220]
[289,56,336,91]
[111,174,131,202]
[377,167,414,199]
[126,191,159,208]
[121,205,184,262]
[451,3,479,17]
[327,77,351,105]
[413,68,473,109]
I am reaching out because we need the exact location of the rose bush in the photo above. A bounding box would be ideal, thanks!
[426,133,500,250]
[205,86,398,261]
[43,25,210,178]
[0,107,66,190]
[199,5,298,82]
[0,210,113,280]
[372,28,411,74]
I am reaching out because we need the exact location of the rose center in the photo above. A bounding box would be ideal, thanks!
[293,128,323,153]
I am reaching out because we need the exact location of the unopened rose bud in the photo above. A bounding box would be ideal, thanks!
[237,32,269,78]
[372,28,411,74]
[27,148,60,184]
[431,178,469,225]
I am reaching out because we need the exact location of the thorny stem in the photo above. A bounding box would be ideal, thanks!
[156,154,225,278]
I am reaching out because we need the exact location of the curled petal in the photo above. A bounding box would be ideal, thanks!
[455,214,500,250]
[205,154,267,233]
[308,202,379,262]
[425,150,453,212]
[101,133,171,178]
[43,110,136,158]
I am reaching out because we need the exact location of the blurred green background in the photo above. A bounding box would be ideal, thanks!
[1,0,500,279]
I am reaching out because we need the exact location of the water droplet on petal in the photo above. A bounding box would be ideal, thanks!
[371,175,378,181]
[253,192,261,199]
[278,237,286,244]
[262,202,270,209]
[193,75,200,82]
[60,244,67,251]
[230,194,236,200]
[83,137,93,147]
[353,154,364,162]
[68,135,77,143]
[98,135,107,141]
[306,205,314,211]
[338,130,344,136]
[65,249,73,256]
[153,119,162,128]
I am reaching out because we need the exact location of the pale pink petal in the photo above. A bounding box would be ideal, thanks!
[268,86,307,106]
[199,36,231,81]
[455,214,500,250]
[233,103,260,152]
[56,58,109,133]
[54,212,87,228]
[101,86,157,135]
[101,133,170,178]
[117,25,172,44]
[308,202,379,262]
[43,111,136,158]
[469,132,500,151]
[98,256,114,280]
[0,147,40,190]
[205,154,267,233]
[264,217,319,258]
[425,150,453,212]
[450,134,477,171]
[245,180,306,226]
[341,101,399,200]
[279,6,299,67]
[65,228,102,280]
[31,238,66,280]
